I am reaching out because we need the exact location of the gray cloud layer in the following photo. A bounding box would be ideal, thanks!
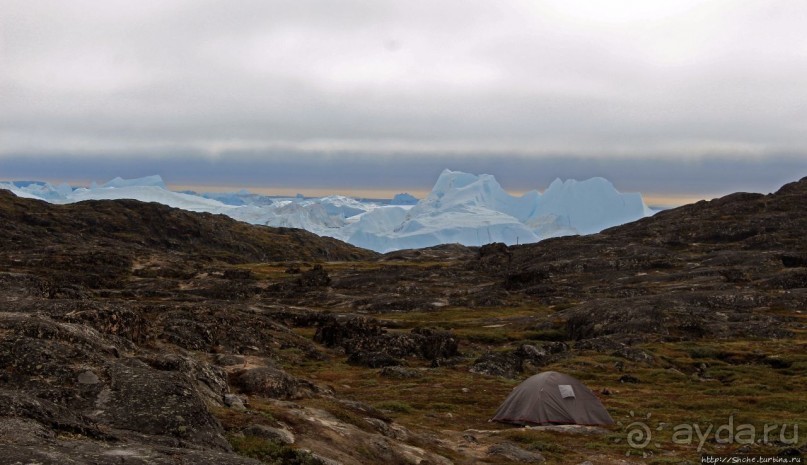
[2,1,807,193]
[1,151,804,201]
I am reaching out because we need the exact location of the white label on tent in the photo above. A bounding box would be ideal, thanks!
[558,384,575,399]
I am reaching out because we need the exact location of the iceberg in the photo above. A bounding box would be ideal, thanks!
[530,177,653,235]
[0,171,652,253]
[102,175,167,189]
[390,193,418,205]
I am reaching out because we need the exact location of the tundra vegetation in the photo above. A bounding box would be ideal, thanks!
[0,178,805,464]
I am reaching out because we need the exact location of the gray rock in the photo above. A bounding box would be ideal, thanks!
[0,417,56,447]
[346,351,403,368]
[487,442,545,463]
[612,346,654,364]
[77,370,100,385]
[469,351,523,378]
[242,424,295,444]
[334,399,390,421]
[310,452,344,465]
[618,374,640,383]
[462,433,478,444]
[364,418,409,441]
[215,354,246,366]
[379,366,422,379]
[223,394,246,410]
[97,359,231,450]
[234,366,318,399]
[314,317,458,365]
[0,435,265,465]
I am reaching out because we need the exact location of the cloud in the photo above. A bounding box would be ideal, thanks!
[1,151,804,201]
[1,0,806,186]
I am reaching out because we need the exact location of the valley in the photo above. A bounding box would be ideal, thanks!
[0,177,805,464]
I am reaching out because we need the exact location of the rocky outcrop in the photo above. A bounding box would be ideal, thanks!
[498,177,807,341]
[470,343,569,378]
[0,189,376,269]
[0,312,242,461]
[298,264,332,288]
[314,316,459,367]
[232,366,321,399]
[487,442,546,463]
[563,292,791,343]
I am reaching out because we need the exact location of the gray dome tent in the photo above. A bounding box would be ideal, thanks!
[491,371,614,426]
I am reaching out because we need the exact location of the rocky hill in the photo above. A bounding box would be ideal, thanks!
[501,176,807,344]
[0,190,376,262]
[0,178,804,464]
[0,190,375,293]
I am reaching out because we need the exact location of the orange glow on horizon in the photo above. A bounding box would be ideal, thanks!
[0,178,714,208]
[168,183,712,207]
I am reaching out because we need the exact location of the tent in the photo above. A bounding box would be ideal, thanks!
[491,371,614,426]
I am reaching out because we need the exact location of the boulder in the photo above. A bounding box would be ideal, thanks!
[469,351,523,378]
[233,367,318,400]
[487,442,545,463]
[98,359,230,450]
[242,424,295,444]
[347,351,402,368]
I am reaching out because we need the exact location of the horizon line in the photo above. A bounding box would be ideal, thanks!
[1,175,716,208]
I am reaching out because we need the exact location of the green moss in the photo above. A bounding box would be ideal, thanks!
[228,435,322,465]
[522,328,568,342]
[374,401,414,413]
[501,430,566,453]
[428,402,457,412]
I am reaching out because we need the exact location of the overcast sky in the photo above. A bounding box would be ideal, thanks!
[1,0,806,200]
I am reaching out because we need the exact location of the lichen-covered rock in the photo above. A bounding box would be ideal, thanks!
[224,394,246,410]
[242,424,296,444]
[138,353,231,406]
[314,315,383,348]
[314,316,459,367]
[346,351,402,368]
[470,343,568,378]
[476,242,513,272]
[61,305,147,343]
[156,305,323,358]
[0,412,264,465]
[411,327,459,360]
[487,442,546,463]
[233,366,319,399]
[298,264,331,288]
[0,390,112,440]
[563,293,792,343]
[469,351,523,378]
[97,358,231,450]
[379,366,422,379]
[0,272,48,301]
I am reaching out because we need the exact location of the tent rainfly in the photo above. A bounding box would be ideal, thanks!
[491,371,614,426]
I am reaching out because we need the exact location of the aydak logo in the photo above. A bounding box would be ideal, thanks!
[613,411,800,457]
[613,411,663,458]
